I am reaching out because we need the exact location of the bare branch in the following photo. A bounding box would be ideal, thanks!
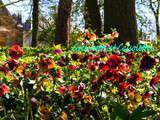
[149,0,157,15]
[0,0,25,8]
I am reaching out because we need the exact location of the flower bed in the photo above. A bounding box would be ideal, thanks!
[0,31,160,119]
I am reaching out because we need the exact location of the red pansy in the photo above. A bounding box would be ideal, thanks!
[88,62,96,71]
[68,65,77,71]
[54,49,62,54]
[129,72,142,85]
[0,84,10,96]
[9,45,24,59]
[59,85,68,94]
[150,76,159,87]
[107,54,121,68]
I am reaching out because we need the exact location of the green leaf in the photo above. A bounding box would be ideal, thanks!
[110,102,130,120]
[130,107,157,120]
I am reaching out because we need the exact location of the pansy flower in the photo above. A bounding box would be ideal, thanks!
[0,83,10,96]
[54,49,62,54]
[126,52,134,59]
[88,62,96,71]
[150,75,159,87]
[140,55,156,71]
[69,84,84,101]
[107,54,121,68]
[129,72,142,85]
[98,62,109,72]
[71,53,79,61]
[118,82,128,96]
[7,58,18,70]
[68,104,76,111]
[83,95,94,104]
[158,67,160,75]
[9,44,24,59]
[39,57,54,70]
[100,52,106,58]
[80,55,89,63]
[59,85,68,94]
[68,65,77,71]
[0,65,8,73]
[31,97,38,107]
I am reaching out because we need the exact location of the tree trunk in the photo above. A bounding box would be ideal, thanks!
[32,0,39,47]
[155,15,160,38]
[104,0,138,45]
[55,0,72,47]
[84,0,102,36]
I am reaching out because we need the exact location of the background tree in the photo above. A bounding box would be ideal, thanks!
[104,0,138,45]
[84,0,102,36]
[55,0,72,47]
[32,0,39,47]
[138,0,160,40]
[148,0,160,38]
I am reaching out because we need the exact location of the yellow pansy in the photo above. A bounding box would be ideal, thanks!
[61,111,67,120]
[135,94,142,103]
[16,65,25,75]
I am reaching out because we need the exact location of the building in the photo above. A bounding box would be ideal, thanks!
[23,20,32,46]
[0,0,23,46]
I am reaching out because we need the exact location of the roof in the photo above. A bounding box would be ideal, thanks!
[0,0,11,17]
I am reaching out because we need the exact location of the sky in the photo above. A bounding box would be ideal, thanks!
[3,0,31,22]
[2,0,157,39]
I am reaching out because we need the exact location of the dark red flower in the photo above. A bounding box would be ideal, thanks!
[54,49,62,54]
[98,62,109,71]
[68,104,76,111]
[88,62,96,71]
[71,53,79,61]
[126,52,134,59]
[68,65,77,71]
[119,64,131,73]
[93,55,99,61]
[158,67,160,75]
[80,55,89,63]
[31,97,38,107]
[140,55,156,71]
[150,76,159,87]
[0,83,10,96]
[143,91,153,99]
[39,57,54,70]
[119,64,125,71]
[59,85,68,94]
[127,84,136,97]
[69,84,84,101]
[102,69,116,82]
[0,65,8,73]
[106,44,110,48]
[9,45,24,59]
[100,52,106,58]
[8,58,18,70]
[77,82,85,91]
[129,72,142,85]
[57,60,65,67]
[90,76,99,84]
[56,69,62,78]
[107,54,121,68]
[126,59,132,66]
[118,82,128,96]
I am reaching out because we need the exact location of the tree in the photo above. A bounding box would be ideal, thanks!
[104,0,138,45]
[148,0,160,38]
[138,0,160,39]
[32,0,39,47]
[0,0,24,8]
[55,0,72,47]
[84,0,102,36]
